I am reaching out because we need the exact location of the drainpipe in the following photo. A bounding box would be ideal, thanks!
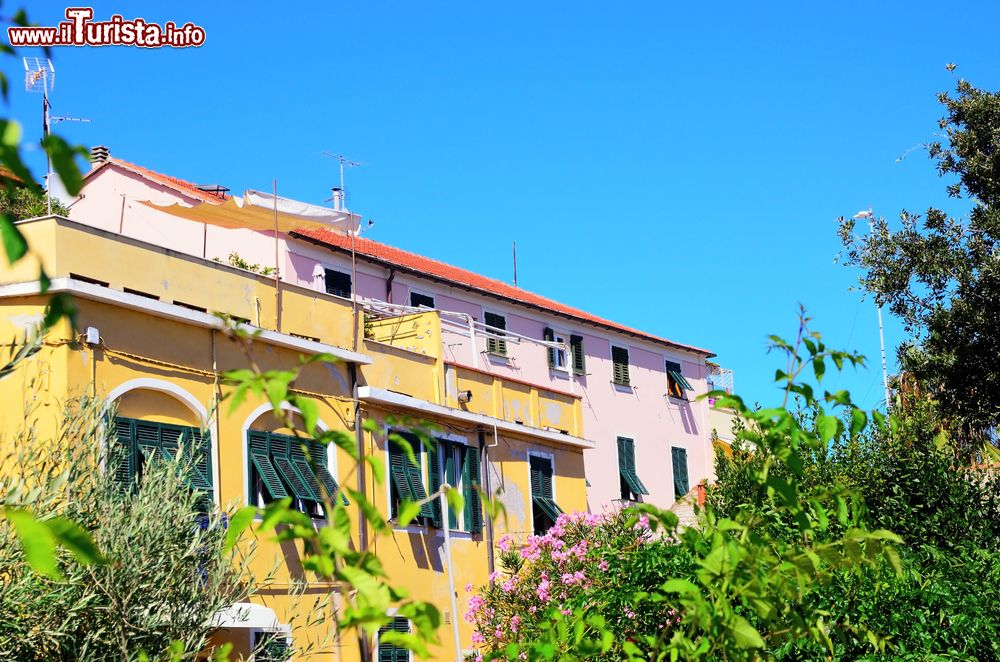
[386,268,395,304]
[439,479,462,661]
[349,363,368,553]
[480,428,496,576]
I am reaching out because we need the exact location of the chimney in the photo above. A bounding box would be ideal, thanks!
[90,145,110,168]
[331,186,343,211]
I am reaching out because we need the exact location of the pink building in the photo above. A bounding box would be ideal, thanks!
[69,149,720,514]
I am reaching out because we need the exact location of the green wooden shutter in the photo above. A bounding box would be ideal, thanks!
[310,441,349,505]
[324,268,352,298]
[378,617,410,662]
[484,312,506,355]
[289,439,323,501]
[464,445,482,534]
[570,335,586,375]
[543,327,555,367]
[426,441,443,528]
[672,447,690,499]
[388,439,411,518]
[617,437,648,498]
[111,417,137,488]
[272,443,317,502]
[187,428,213,492]
[612,346,630,385]
[248,430,288,501]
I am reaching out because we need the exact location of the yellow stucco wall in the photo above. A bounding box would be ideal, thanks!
[0,219,592,661]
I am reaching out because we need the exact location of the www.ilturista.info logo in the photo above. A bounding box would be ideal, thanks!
[8,8,205,48]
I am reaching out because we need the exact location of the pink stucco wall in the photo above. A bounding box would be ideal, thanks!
[68,165,715,513]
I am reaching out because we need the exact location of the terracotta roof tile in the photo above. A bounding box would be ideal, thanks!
[85,157,228,204]
[294,227,714,357]
[80,155,713,357]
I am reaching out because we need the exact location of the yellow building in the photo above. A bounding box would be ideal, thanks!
[0,213,593,661]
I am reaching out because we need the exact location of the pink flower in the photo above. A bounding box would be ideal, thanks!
[464,582,473,592]
[498,534,513,553]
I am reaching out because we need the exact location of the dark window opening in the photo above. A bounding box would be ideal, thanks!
[409,292,435,309]
[324,268,352,298]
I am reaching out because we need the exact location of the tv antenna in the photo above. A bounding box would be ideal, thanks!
[321,151,363,212]
[23,57,90,215]
[24,57,55,214]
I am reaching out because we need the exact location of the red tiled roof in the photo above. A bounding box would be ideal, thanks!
[294,227,715,357]
[80,154,713,356]
[85,157,229,204]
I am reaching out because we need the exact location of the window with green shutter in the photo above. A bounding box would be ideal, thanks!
[247,430,346,518]
[484,311,507,356]
[543,328,568,371]
[377,617,411,662]
[324,268,351,298]
[426,439,483,533]
[570,334,586,375]
[529,454,562,534]
[110,417,213,509]
[252,630,290,662]
[617,437,649,501]
[671,446,690,499]
[666,360,694,400]
[612,346,630,386]
[388,432,433,522]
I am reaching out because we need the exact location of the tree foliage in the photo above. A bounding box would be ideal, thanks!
[838,73,1000,449]
[0,394,252,660]
[469,314,903,661]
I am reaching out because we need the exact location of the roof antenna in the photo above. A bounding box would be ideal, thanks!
[24,57,55,215]
[322,151,363,215]
[512,240,518,287]
[24,57,90,215]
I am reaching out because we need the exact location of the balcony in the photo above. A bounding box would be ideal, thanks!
[3,216,360,351]
[361,307,585,440]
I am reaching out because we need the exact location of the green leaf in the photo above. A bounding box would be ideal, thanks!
[4,508,61,579]
[850,408,868,438]
[41,134,86,196]
[295,397,319,437]
[225,506,259,552]
[729,615,765,648]
[44,517,104,565]
[445,486,464,516]
[396,500,423,527]
[0,214,27,264]
[816,414,839,445]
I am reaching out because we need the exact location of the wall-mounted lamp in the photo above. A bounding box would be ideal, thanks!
[458,390,473,404]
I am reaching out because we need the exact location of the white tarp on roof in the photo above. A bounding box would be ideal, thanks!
[238,189,360,233]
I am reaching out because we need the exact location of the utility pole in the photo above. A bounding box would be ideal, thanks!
[854,209,891,409]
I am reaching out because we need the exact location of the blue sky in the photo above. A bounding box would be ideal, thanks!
[12,1,1000,409]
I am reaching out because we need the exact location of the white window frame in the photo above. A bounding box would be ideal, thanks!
[550,330,569,372]
[434,431,471,535]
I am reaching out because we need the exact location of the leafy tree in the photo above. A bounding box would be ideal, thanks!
[468,314,903,661]
[711,387,1000,659]
[838,72,1000,454]
[0,177,68,220]
[0,394,252,660]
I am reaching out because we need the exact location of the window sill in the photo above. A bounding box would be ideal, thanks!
[486,351,511,363]
[612,381,633,392]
